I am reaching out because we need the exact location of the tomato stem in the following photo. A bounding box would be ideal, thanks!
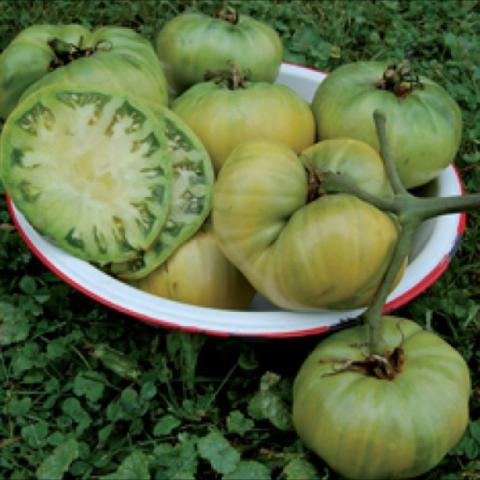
[375,61,423,98]
[415,194,480,220]
[48,37,112,71]
[323,110,480,357]
[204,65,248,90]
[365,220,418,355]
[307,168,322,202]
[213,6,239,24]
[373,110,410,196]
[366,111,480,356]
[321,173,396,212]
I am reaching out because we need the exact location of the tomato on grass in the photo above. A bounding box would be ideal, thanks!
[293,316,470,479]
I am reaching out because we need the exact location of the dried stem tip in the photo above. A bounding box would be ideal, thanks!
[375,61,423,98]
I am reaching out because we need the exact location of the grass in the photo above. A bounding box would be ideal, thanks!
[0,1,479,479]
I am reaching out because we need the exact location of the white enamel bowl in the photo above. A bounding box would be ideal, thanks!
[6,63,465,338]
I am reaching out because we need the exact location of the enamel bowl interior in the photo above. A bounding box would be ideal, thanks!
[7,63,465,338]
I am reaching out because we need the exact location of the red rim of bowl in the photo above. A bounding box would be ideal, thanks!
[3,63,467,339]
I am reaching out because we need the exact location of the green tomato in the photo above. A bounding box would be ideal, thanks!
[0,25,168,119]
[137,227,255,309]
[0,84,173,264]
[110,107,215,280]
[311,61,462,189]
[293,316,470,479]
[213,139,399,311]
[173,80,315,172]
[155,10,283,95]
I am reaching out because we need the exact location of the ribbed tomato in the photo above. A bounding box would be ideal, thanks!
[173,80,315,172]
[293,316,470,479]
[0,25,168,118]
[311,61,462,188]
[155,10,282,95]
[213,138,398,310]
[136,227,255,309]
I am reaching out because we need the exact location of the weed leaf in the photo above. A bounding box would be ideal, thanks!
[73,371,106,402]
[154,414,181,436]
[223,460,271,480]
[153,433,199,479]
[0,302,30,345]
[198,430,241,475]
[36,438,80,480]
[101,450,150,480]
[226,410,254,436]
[283,458,321,480]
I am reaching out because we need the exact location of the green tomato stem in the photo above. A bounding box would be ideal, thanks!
[323,110,480,357]
[365,219,419,355]
[321,173,397,212]
[322,173,480,222]
[204,65,247,90]
[414,194,480,220]
[373,110,411,196]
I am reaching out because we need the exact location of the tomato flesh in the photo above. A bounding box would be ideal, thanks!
[110,108,214,280]
[1,86,172,264]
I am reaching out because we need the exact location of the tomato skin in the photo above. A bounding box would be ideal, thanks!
[155,12,283,94]
[0,25,168,118]
[293,316,470,479]
[110,106,215,281]
[173,81,315,172]
[137,228,255,310]
[311,62,462,189]
[213,139,399,310]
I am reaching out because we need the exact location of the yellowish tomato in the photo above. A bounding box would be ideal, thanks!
[137,228,255,310]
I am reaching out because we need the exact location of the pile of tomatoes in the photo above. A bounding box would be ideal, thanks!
[0,8,473,480]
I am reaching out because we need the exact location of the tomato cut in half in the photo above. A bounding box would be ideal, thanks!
[0,85,173,264]
[110,108,214,280]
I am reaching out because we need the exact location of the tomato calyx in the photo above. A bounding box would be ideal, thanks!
[375,61,423,98]
[213,6,239,25]
[48,37,113,71]
[323,347,405,380]
[204,65,249,90]
[306,167,324,202]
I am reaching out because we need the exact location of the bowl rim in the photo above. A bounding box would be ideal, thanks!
[4,63,467,338]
